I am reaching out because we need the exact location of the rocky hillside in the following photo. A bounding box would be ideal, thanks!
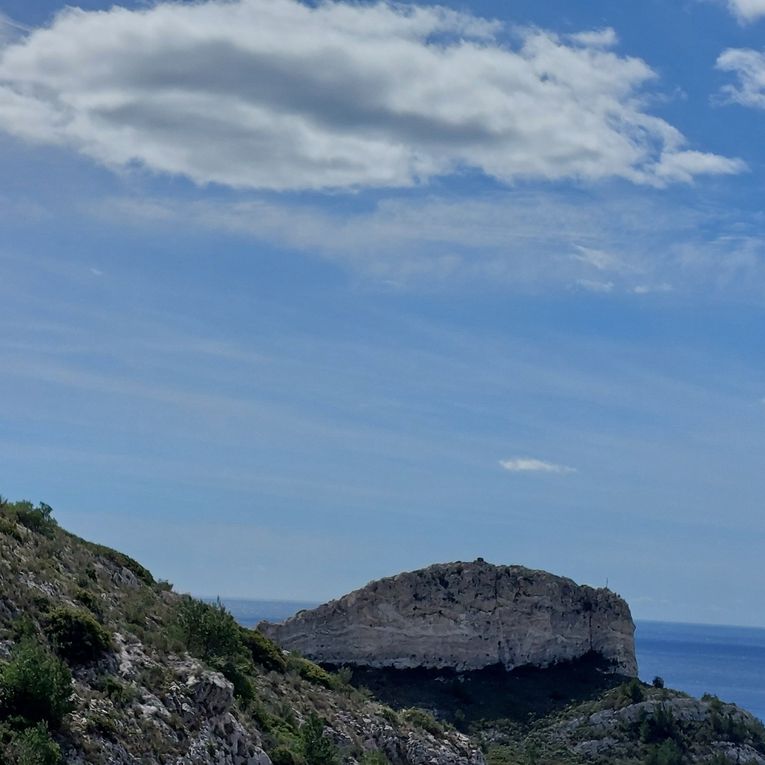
[1,495,764,765]
[260,560,637,675]
[478,682,765,765]
[0,498,483,765]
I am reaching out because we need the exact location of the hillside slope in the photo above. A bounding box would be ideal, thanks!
[1,496,763,765]
[0,498,482,765]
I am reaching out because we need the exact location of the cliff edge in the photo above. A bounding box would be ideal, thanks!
[260,559,638,676]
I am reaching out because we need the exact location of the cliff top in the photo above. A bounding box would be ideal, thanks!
[261,558,637,676]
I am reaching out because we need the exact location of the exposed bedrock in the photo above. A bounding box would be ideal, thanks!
[259,560,638,676]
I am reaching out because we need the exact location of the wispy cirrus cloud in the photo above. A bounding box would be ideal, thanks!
[499,458,577,475]
[0,0,743,191]
[91,190,765,293]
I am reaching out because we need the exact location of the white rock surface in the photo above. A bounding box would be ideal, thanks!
[261,560,637,675]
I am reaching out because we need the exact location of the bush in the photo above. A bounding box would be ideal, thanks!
[653,676,665,689]
[359,752,390,765]
[645,739,683,765]
[2,502,57,538]
[175,598,258,701]
[287,656,334,689]
[241,629,286,673]
[43,608,112,665]
[176,598,243,661]
[641,704,679,745]
[270,745,306,765]
[621,678,645,704]
[87,543,154,586]
[5,722,62,765]
[401,708,443,736]
[300,714,339,765]
[0,640,73,728]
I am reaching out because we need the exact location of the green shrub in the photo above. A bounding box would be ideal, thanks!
[359,752,390,765]
[241,629,286,673]
[401,707,443,736]
[621,678,645,705]
[0,516,22,541]
[2,502,57,538]
[270,745,306,765]
[43,608,112,665]
[300,714,339,765]
[645,739,683,765]
[287,656,334,689]
[212,657,255,704]
[73,588,102,617]
[641,704,680,745]
[0,640,73,728]
[87,543,154,586]
[176,598,243,661]
[5,722,62,765]
[175,598,258,701]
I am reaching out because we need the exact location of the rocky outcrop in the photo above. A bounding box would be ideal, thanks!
[260,560,637,676]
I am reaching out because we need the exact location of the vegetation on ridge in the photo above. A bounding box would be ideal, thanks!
[0,494,764,765]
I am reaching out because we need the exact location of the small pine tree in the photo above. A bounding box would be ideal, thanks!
[300,714,340,765]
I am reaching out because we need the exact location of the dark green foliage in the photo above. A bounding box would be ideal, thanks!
[242,628,287,673]
[645,739,683,765]
[176,598,243,661]
[622,677,645,705]
[0,640,73,728]
[175,598,258,702]
[1,501,57,538]
[215,657,256,704]
[653,676,665,689]
[43,607,112,665]
[359,752,391,765]
[0,515,22,541]
[300,714,340,765]
[401,707,443,735]
[73,587,102,617]
[86,543,155,586]
[270,745,306,765]
[640,704,680,745]
[4,722,62,765]
[287,655,335,689]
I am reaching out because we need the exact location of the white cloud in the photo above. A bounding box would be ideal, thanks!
[633,283,673,294]
[573,245,626,272]
[92,190,765,291]
[0,0,742,191]
[725,0,765,22]
[717,48,765,108]
[499,458,577,474]
[575,279,615,293]
[567,27,619,48]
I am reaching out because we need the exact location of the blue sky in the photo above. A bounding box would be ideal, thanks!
[1,0,765,626]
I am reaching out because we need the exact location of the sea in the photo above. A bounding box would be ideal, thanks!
[221,599,765,722]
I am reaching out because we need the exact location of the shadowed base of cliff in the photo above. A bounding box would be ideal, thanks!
[326,651,628,729]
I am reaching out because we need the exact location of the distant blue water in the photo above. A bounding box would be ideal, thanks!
[636,620,765,722]
[221,599,765,722]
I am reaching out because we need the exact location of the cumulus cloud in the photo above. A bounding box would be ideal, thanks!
[0,0,743,190]
[717,48,765,108]
[725,0,765,22]
[499,458,577,474]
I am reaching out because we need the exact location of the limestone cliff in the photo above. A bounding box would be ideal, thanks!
[260,560,638,676]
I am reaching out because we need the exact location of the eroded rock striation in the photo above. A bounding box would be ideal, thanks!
[260,560,637,676]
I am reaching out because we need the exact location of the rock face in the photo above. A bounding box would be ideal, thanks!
[260,560,637,676]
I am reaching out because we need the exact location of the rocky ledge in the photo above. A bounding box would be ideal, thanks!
[260,559,637,676]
